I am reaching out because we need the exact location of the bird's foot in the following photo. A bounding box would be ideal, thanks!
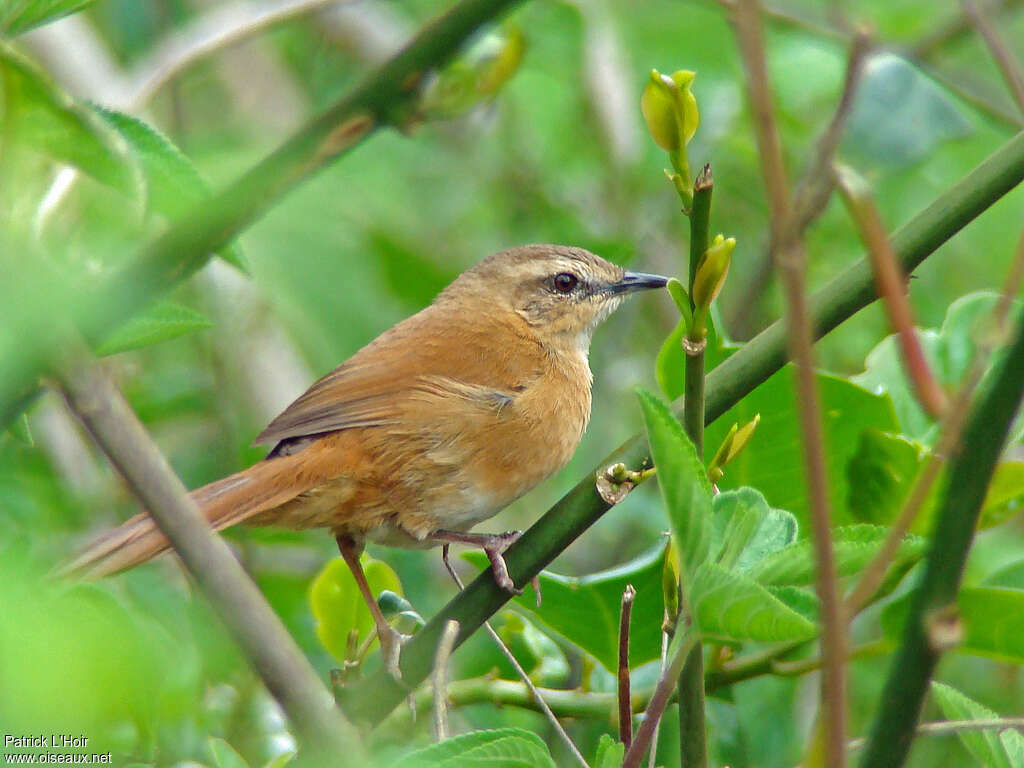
[482,530,522,593]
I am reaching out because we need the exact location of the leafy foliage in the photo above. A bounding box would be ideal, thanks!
[397,729,556,768]
[930,682,1024,768]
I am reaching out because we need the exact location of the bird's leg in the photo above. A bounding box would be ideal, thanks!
[336,535,404,679]
[429,529,540,604]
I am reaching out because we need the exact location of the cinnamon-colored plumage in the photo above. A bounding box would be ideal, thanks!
[66,245,666,661]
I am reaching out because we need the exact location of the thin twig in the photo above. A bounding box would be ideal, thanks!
[734,2,847,765]
[911,0,1022,60]
[734,27,870,333]
[58,355,364,764]
[962,0,1024,115]
[432,619,460,742]
[845,229,1024,616]
[618,584,637,748]
[733,0,791,230]
[834,164,948,420]
[849,718,1024,755]
[790,31,871,236]
[648,631,670,768]
[441,550,588,768]
[622,630,698,768]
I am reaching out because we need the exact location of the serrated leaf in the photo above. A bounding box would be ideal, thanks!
[712,487,798,572]
[309,555,402,664]
[96,301,212,356]
[594,734,624,768]
[93,107,245,270]
[749,525,926,595]
[690,562,818,643]
[637,388,712,584]
[397,728,556,768]
[931,682,1024,768]
[0,0,97,36]
[704,365,898,529]
[464,542,666,672]
[767,585,820,623]
[208,738,249,768]
[0,45,139,195]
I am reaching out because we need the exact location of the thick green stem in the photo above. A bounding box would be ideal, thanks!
[858,306,1024,767]
[337,130,1024,727]
[678,166,713,768]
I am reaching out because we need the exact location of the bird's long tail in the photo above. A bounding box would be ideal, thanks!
[61,455,312,580]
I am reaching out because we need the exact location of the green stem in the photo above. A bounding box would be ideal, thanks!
[336,130,1024,726]
[858,305,1024,768]
[679,165,713,768]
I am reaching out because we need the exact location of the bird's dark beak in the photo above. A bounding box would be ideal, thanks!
[609,270,669,294]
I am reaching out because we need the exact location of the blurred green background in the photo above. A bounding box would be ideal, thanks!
[1,0,1023,766]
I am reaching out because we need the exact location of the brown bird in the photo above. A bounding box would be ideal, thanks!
[66,244,666,663]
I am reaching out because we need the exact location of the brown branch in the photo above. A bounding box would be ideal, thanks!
[58,356,364,764]
[834,164,948,420]
[622,631,699,768]
[733,0,791,230]
[618,584,637,749]
[734,28,871,332]
[733,2,848,765]
[962,0,1024,114]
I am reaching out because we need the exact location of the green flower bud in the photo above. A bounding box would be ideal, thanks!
[692,233,735,310]
[726,413,760,464]
[640,69,699,153]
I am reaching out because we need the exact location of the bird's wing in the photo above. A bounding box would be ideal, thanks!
[254,307,540,447]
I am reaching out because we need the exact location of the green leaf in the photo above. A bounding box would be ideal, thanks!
[464,542,667,672]
[309,555,403,664]
[0,0,97,36]
[93,107,246,270]
[594,734,624,768]
[749,525,926,594]
[704,366,899,528]
[208,739,250,768]
[931,682,1024,768]
[767,585,820,623]
[690,562,818,644]
[841,53,972,171]
[637,388,712,582]
[854,293,1024,445]
[712,487,798,572]
[96,301,212,356]
[0,45,139,196]
[846,430,923,525]
[397,728,556,768]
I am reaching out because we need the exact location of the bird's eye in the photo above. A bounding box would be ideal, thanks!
[553,272,578,293]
